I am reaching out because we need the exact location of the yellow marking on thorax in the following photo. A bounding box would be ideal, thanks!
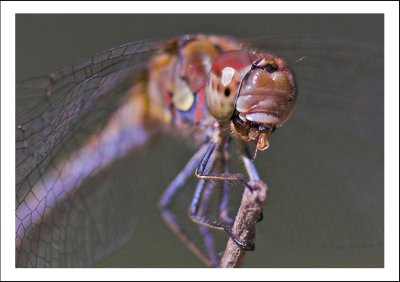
[147,53,175,125]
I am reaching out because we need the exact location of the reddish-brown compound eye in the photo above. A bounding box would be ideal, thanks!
[206,50,252,121]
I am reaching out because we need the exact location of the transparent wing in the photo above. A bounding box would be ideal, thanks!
[15,40,164,267]
[16,40,163,191]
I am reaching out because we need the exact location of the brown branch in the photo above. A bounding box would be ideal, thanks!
[219,180,268,268]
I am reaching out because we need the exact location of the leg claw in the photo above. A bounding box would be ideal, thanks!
[224,227,255,251]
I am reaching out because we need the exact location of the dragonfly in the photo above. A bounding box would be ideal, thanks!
[15,34,384,268]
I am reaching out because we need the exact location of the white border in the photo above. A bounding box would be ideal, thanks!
[2,1,399,281]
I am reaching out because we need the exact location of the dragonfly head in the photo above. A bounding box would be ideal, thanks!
[205,50,297,151]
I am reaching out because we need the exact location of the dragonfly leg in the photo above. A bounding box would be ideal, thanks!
[189,180,255,251]
[195,142,256,192]
[159,144,216,266]
[159,144,207,208]
[219,142,234,224]
[198,225,219,267]
[240,144,268,223]
[195,180,220,267]
[191,141,258,250]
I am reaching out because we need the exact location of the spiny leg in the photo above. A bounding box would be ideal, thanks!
[159,144,208,208]
[191,141,259,250]
[219,142,234,225]
[198,225,218,267]
[190,141,227,231]
[160,140,267,265]
[240,143,267,223]
[191,144,236,267]
[159,144,214,266]
[195,142,255,191]
[219,144,269,249]
[160,141,237,267]
[195,180,220,267]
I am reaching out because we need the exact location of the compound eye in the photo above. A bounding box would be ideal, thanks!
[206,50,251,121]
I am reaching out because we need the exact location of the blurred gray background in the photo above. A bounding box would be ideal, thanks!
[16,14,383,267]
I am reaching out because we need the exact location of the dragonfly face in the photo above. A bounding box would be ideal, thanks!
[206,50,296,151]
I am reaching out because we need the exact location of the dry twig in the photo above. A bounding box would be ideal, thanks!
[220,180,268,268]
